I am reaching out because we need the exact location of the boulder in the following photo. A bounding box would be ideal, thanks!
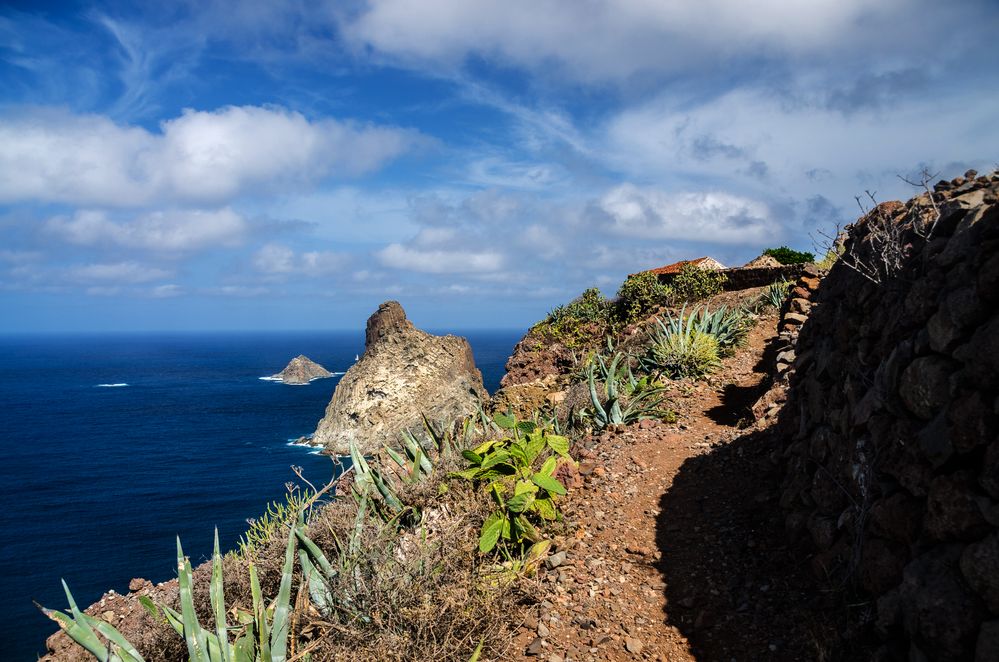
[312,301,487,454]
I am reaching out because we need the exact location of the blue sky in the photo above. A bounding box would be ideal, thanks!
[1,0,997,332]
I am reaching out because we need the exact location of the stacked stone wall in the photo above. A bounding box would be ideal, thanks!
[777,170,999,660]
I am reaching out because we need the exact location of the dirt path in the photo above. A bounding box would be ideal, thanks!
[511,316,831,662]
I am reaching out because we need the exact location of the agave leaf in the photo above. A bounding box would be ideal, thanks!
[298,550,330,612]
[39,591,109,662]
[384,444,408,470]
[177,539,211,662]
[75,611,148,662]
[210,529,231,662]
[249,563,270,662]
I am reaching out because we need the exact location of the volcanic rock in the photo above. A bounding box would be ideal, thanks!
[312,301,486,454]
[267,355,334,385]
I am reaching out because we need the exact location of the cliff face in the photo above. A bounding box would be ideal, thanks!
[776,170,999,660]
[312,301,486,454]
[270,355,333,384]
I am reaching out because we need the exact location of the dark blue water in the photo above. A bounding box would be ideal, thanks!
[0,330,520,660]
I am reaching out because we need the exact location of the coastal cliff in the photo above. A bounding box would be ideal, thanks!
[311,301,487,454]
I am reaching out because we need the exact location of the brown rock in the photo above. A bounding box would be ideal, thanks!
[977,621,999,662]
[899,355,956,420]
[961,533,999,613]
[266,354,334,385]
[312,301,486,454]
[869,492,925,544]
[899,545,986,660]
[924,473,990,542]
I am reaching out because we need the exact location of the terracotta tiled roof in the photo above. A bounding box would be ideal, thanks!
[635,257,726,277]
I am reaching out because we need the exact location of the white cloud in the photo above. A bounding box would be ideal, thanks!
[70,261,172,283]
[149,283,184,298]
[48,208,248,251]
[602,85,999,207]
[345,0,949,82]
[377,243,504,274]
[0,106,420,207]
[598,184,777,244]
[252,243,345,277]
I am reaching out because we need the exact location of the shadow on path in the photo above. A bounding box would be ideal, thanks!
[654,426,839,661]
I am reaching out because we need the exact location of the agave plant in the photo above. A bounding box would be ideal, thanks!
[37,583,147,662]
[763,279,792,309]
[42,526,300,662]
[580,352,669,428]
[642,308,723,379]
[691,305,751,355]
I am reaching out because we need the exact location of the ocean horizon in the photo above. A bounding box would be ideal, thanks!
[0,329,522,660]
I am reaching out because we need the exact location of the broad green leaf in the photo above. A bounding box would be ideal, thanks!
[513,479,538,496]
[523,432,546,463]
[461,449,483,465]
[448,467,480,480]
[480,450,511,470]
[533,495,557,520]
[507,443,529,467]
[479,512,504,553]
[538,456,557,477]
[517,421,537,434]
[472,439,499,456]
[506,491,535,513]
[546,434,571,458]
[532,473,567,496]
[492,412,516,429]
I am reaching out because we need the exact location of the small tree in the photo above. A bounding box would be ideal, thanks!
[615,272,674,324]
[762,246,815,265]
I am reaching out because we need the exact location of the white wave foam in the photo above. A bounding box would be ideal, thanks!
[95,383,129,388]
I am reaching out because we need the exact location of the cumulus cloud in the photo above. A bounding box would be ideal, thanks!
[0,106,421,207]
[252,243,345,277]
[47,208,248,251]
[597,184,777,244]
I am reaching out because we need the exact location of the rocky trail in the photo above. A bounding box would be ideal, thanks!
[511,316,843,662]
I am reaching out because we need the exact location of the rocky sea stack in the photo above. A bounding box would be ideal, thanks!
[312,301,486,454]
[267,354,334,385]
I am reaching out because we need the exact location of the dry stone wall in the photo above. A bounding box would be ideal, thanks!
[777,170,999,661]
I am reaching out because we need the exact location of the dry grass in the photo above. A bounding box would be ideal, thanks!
[166,450,535,662]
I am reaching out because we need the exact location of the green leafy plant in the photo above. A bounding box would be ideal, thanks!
[235,488,314,558]
[615,272,675,324]
[671,262,726,303]
[531,288,611,348]
[451,423,572,554]
[763,246,815,265]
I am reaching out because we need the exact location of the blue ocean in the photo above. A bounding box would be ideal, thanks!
[0,330,521,660]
